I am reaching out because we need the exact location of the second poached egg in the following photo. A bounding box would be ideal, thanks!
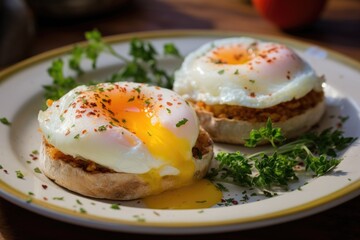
[173,37,324,108]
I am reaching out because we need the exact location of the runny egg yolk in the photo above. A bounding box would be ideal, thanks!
[143,179,223,209]
[210,44,256,65]
[90,88,195,193]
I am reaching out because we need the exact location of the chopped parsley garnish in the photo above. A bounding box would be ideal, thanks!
[134,87,141,93]
[207,118,356,190]
[249,79,256,83]
[215,183,229,192]
[128,96,135,102]
[98,125,107,131]
[176,118,188,127]
[76,199,82,205]
[15,170,24,179]
[218,69,225,75]
[110,204,121,210]
[234,69,239,75]
[166,108,171,114]
[163,43,182,58]
[241,194,249,202]
[74,134,80,139]
[79,208,87,214]
[144,99,151,105]
[133,215,146,222]
[34,167,42,174]
[0,117,11,126]
[53,197,64,200]
[32,150,39,155]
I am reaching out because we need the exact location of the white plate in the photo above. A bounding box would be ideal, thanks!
[0,30,360,234]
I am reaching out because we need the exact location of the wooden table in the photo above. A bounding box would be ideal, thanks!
[1,0,359,239]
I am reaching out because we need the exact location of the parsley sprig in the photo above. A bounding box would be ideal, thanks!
[44,29,182,100]
[208,118,356,189]
[245,118,285,148]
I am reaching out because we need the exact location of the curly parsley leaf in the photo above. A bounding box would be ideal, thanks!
[164,43,182,58]
[304,154,340,176]
[300,128,357,156]
[0,117,11,126]
[68,45,84,75]
[129,38,157,62]
[215,151,253,186]
[253,153,298,188]
[84,29,105,68]
[109,38,177,88]
[245,118,286,148]
[45,29,181,101]
[44,59,78,100]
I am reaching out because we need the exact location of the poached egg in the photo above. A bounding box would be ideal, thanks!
[38,82,200,191]
[173,37,323,108]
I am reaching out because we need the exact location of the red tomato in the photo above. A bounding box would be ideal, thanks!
[252,0,328,29]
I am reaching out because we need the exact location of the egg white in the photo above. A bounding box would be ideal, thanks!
[173,37,324,108]
[38,82,199,176]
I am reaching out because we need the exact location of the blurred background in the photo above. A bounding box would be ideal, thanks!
[0,0,359,67]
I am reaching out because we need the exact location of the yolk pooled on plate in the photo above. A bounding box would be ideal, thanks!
[143,179,223,209]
